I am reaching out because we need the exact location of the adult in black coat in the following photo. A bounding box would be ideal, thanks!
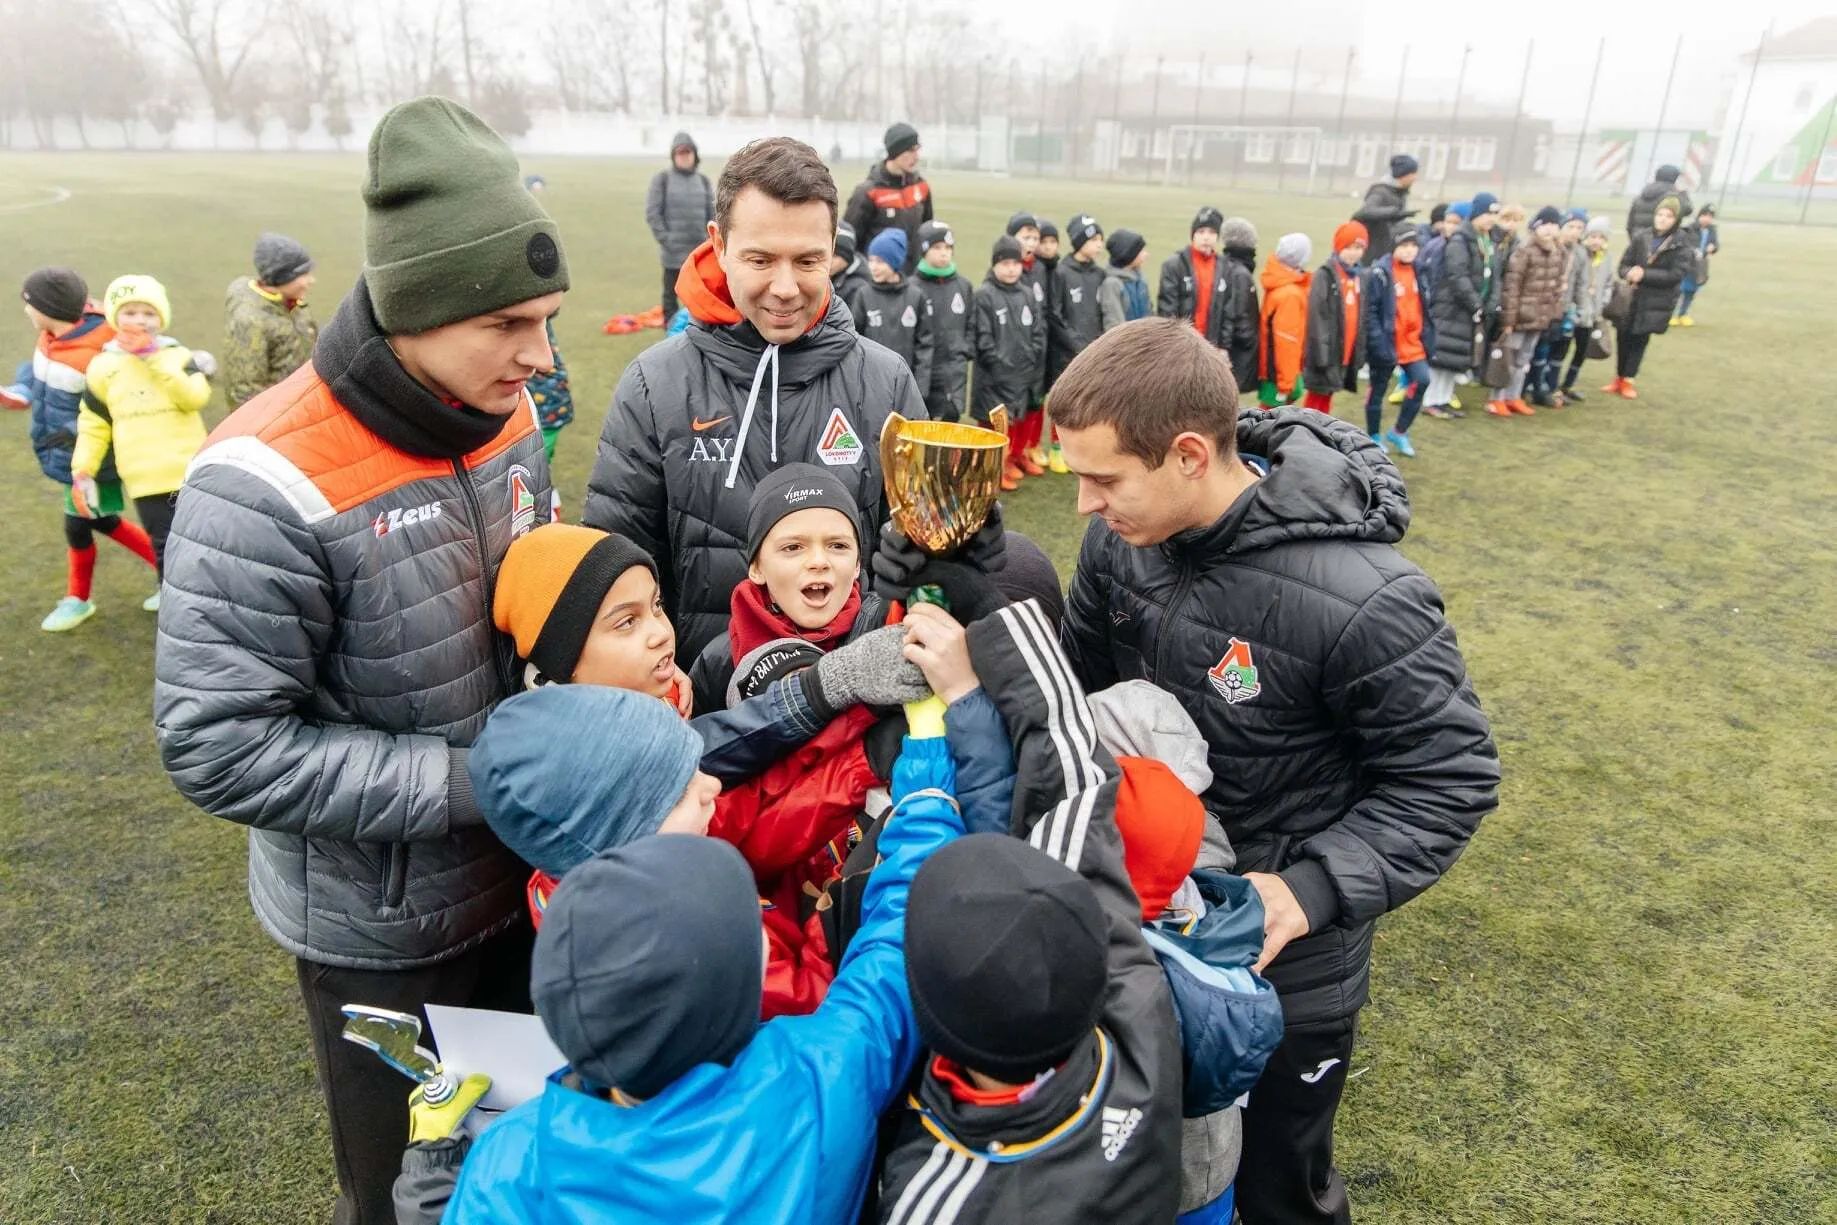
[1608,195,1694,395]
[842,122,933,274]
[1049,319,1498,1225]
[1626,164,1694,239]
[1352,153,1419,264]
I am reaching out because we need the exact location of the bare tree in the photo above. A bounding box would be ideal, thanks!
[549,0,645,113]
[148,0,269,120]
[742,0,777,115]
[659,0,671,114]
[792,0,827,118]
[282,0,356,103]
[689,0,728,116]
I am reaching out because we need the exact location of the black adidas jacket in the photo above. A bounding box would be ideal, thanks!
[1155,246,1233,349]
[915,269,974,419]
[1047,257,1106,384]
[877,600,1184,1225]
[970,274,1042,423]
[1062,409,1499,1024]
[844,275,935,394]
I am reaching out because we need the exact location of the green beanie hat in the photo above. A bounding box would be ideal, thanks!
[363,96,570,335]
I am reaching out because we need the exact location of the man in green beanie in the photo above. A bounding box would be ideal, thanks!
[154,96,571,1225]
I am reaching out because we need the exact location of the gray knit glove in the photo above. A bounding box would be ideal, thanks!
[802,624,931,717]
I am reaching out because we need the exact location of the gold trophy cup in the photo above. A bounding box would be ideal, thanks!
[880,406,1009,555]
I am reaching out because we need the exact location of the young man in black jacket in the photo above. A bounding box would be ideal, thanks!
[1049,317,1500,1225]
[844,122,933,274]
[1156,205,1232,351]
[913,220,974,422]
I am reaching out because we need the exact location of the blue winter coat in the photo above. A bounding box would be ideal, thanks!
[1361,257,1436,370]
[1145,870,1286,1117]
[21,315,117,484]
[444,736,965,1225]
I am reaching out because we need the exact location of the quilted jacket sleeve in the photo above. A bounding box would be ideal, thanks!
[1279,572,1500,931]
[153,463,468,841]
[582,357,672,600]
[1061,518,1121,693]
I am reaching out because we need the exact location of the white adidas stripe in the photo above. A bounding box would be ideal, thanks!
[887,1143,952,1225]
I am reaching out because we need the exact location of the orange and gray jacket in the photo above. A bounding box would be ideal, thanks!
[153,280,553,970]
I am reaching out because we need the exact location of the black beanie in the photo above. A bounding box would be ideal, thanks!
[992,235,1024,265]
[1429,203,1449,224]
[1106,228,1146,268]
[746,462,864,561]
[1191,206,1224,235]
[835,220,858,262]
[1006,210,1040,236]
[21,267,88,324]
[1037,218,1060,240]
[906,834,1109,1082]
[885,122,920,159]
[1068,214,1102,254]
[533,835,764,1099]
[993,532,1064,631]
[1532,205,1565,230]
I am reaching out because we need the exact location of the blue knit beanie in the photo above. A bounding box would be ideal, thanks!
[1447,201,1472,221]
[868,228,908,270]
[469,685,703,876]
[1471,192,1500,217]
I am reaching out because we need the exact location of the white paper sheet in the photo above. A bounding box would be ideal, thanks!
[424,1003,566,1117]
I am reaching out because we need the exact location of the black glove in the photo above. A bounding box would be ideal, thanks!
[870,503,1008,602]
[907,558,1009,624]
[863,712,908,780]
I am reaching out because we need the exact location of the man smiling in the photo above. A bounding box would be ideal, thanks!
[585,137,927,662]
[153,97,567,1225]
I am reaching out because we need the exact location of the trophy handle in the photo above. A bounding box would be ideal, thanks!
[989,405,1009,437]
[879,411,909,519]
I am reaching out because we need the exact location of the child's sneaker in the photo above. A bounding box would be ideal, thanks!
[1369,431,1391,454]
[1047,443,1070,475]
[1485,400,1514,418]
[1508,399,1536,416]
[1001,462,1024,492]
[1600,377,1624,395]
[1677,315,1695,327]
[0,384,29,413]
[41,596,97,632]
[1449,390,1464,410]
[1385,385,1406,406]
[1563,386,1586,403]
[1017,450,1047,477]
[1384,429,1416,458]
[142,590,162,613]
[1618,379,1638,400]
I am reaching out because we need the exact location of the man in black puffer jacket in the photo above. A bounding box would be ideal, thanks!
[585,138,927,664]
[1050,318,1500,1225]
[843,122,933,274]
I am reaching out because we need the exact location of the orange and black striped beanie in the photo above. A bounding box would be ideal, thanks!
[494,523,657,682]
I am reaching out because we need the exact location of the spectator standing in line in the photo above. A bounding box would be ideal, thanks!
[843,122,932,275]
[1353,154,1419,264]
[646,132,715,319]
[222,232,317,408]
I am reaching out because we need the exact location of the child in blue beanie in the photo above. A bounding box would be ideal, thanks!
[842,228,933,387]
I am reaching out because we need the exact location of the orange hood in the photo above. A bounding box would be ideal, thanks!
[675,240,832,335]
[1260,255,1310,295]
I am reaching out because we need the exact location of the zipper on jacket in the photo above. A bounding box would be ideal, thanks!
[453,458,517,694]
[1154,561,1197,683]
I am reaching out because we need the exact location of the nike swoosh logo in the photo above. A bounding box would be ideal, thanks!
[1300,1058,1342,1085]
[691,416,733,432]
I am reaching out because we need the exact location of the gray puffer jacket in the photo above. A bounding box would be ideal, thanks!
[154,279,551,970]
[645,133,715,269]
[583,289,927,662]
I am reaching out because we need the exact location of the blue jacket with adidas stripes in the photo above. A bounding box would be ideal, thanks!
[442,737,963,1225]
[876,600,1185,1225]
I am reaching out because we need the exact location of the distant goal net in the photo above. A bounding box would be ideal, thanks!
[1162,125,1327,190]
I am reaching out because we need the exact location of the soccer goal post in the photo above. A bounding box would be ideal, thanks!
[1162,125,1327,190]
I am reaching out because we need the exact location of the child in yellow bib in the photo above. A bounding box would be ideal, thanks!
[73,275,216,604]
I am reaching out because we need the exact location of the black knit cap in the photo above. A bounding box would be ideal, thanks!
[528,535,659,683]
[835,220,858,262]
[745,463,864,561]
[1106,228,1146,268]
[992,235,1024,265]
[1068,214,1103,253]
[1006,211,1040,236]
[906,834,1108,1082]
[1191,206,1224,235]
[21,267,88,324]
[1037,218,1060,239]
[885,122,920,159]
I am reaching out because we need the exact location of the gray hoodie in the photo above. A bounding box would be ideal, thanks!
[645,132,714,268]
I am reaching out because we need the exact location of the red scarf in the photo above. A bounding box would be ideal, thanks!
[728,579,864,660]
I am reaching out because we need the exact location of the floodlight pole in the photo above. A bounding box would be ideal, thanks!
[1565,38,1605,208]
[1327,47,1355,195]
[1189,51,1207,184]
[1233,49,1252,187]
[1447,44,1471,194]
[1502,40,1534,195]
[1718,21,1769,210]
[1148,55,1165,182]
[1277,47,1300,193]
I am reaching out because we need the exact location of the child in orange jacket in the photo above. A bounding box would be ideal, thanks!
[1258,233,1313,407]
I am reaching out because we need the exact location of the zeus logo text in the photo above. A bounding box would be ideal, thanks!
[373,502,443,537]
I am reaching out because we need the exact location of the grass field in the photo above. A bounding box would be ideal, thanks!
[1,151,1833,1225]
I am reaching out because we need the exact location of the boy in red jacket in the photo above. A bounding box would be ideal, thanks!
[491,518,924,1017]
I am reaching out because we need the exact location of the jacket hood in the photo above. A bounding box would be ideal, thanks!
[313,278,512,459]
[1260,255,1309,294]
[670,131,700,169]
[1224,245,1257,268]
[1171,409,1409,559]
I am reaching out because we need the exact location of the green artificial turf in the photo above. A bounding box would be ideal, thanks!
[1,152,1832,1223]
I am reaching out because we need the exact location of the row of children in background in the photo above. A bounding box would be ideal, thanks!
[833,189,1717,473]
[7,269,215,631]
[384,455,1277,1223]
